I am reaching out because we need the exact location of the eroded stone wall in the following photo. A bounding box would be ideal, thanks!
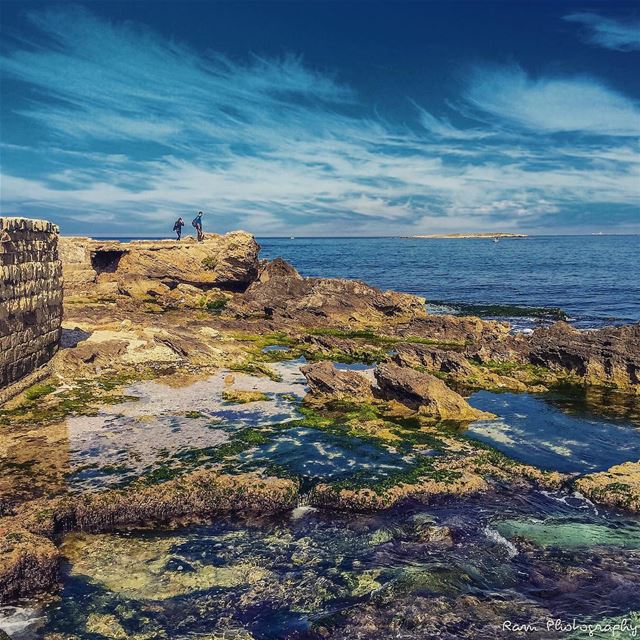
[0,217,63,397]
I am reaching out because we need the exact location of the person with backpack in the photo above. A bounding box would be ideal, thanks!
[173,217,185,240]
[192,211,205,242]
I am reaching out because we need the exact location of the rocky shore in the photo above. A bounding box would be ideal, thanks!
[1,230,639,613]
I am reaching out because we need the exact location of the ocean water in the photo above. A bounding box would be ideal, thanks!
[258,235,640,328]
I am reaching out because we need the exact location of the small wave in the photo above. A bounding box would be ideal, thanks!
[483,526,519,558]
[429,300,568,322]
[0,606,45,638]
[540,489,592,510]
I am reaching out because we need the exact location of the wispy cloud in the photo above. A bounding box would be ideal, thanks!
[564,12,640,51]
[1,7,639,235]
[464,64,640,137]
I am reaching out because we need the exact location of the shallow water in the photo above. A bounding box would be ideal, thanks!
[4,354,640,638]
[16,490,640,639]
[466,391,640,473]
[66,361,306,490]
[237,426,411,481]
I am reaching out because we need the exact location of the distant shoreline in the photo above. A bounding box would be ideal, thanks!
[410,233,528,239]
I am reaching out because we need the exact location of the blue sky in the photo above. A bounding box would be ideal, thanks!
[1,1,639,236]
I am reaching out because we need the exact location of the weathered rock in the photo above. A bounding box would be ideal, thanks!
[574,461,640,512]
[1,468,298,603]
[117,278,171,301]
[15,469,299,538]
[526,322,640,392]
[309,466,488,511]
[413,524,454,546]
[388,343,534,392]
[300,334,385,362]
[392,315,511,347]
[59,231,260,293]
[374,363,492,421]
[390,344,476,377]
[301,361,374,401]
[0,523,60,601]
[228,259,426,325]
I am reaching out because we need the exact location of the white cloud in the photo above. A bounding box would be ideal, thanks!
[564,12,640,51]
[1,7,639,235]
[465,64,640,137]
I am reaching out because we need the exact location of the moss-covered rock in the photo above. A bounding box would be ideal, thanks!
[0,522,59,601]
[574,461,640,512]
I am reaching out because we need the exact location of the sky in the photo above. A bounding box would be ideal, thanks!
[1,0,639,237]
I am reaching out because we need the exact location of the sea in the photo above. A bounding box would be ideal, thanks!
[101,235,639,329]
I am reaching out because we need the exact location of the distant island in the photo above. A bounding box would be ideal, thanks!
[410,233,528,239]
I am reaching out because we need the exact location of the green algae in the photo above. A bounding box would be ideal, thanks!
[327,457,463,496]
[229,361,282,382]
[136,428,273,485]
[222,389,271,404]
[23,383,58,401]
[307,327,466,350]
[0,373,148,427]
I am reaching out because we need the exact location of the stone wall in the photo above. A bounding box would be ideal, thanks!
[0,217,63,401]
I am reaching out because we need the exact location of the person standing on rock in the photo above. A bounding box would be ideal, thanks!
[173,217,185,240]
[192,211,205,242]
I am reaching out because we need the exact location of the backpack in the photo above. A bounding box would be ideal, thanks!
[192,218,198,227]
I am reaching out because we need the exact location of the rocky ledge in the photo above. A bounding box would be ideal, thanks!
[59,231,260,295]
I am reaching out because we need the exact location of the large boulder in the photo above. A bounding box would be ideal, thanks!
[525,322,640,392]
[390,344,476,377]
[374,362,492,421]
[301,361,374,401]
[228,258,426,325]
[59,231,260,293]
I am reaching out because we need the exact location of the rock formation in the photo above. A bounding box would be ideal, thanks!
[526,322,640,392]
[301,361,374,401]
[227,258,426,325]
[574,460,640,512]
[374,363,492,421]
[390,344,476,377]
[0,525,59,601]
[59,231,260,294]
[0,217,63,402]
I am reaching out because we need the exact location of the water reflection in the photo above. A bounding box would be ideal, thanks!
[466,391,640,473]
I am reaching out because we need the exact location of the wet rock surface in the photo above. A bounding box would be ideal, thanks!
[0,525,59,602]
[575,461,640,512]
[526,321,640,392]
